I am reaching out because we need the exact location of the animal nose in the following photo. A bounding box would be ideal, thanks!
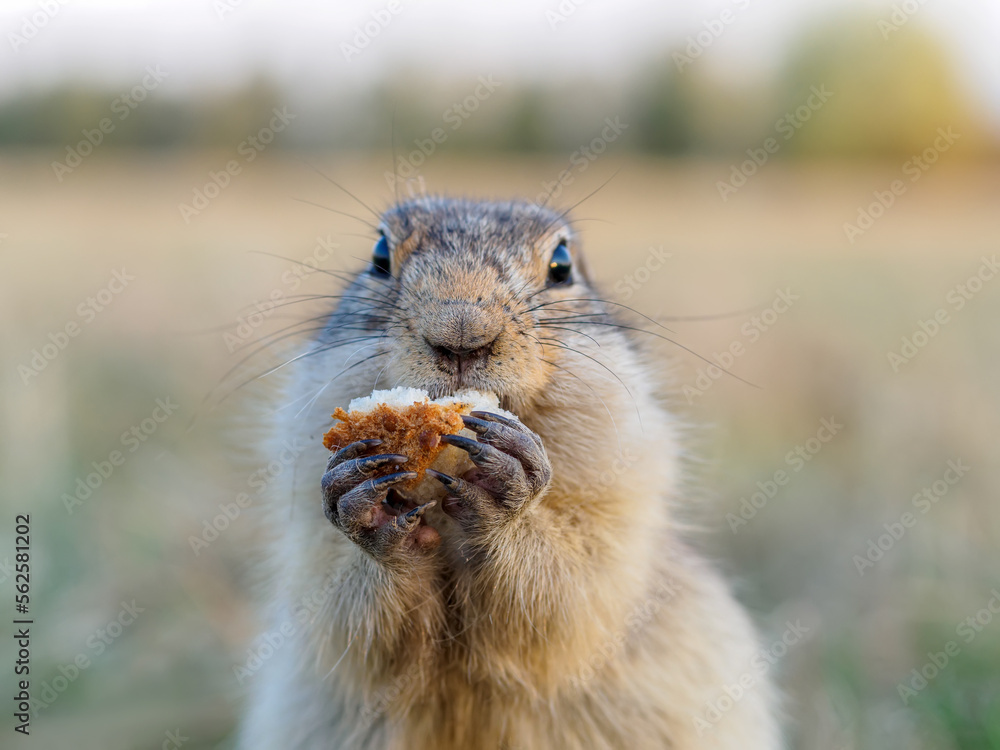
[421,302,502,367]
[425,338,497,364]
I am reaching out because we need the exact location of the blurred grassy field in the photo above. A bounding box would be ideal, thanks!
[1,150,998,749]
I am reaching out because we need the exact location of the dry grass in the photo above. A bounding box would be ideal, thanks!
[1,150,998,749]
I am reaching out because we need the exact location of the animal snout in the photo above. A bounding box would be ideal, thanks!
[426,339,496,363]
[421,303,502,370]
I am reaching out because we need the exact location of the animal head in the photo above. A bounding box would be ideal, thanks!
[342,196,610,411]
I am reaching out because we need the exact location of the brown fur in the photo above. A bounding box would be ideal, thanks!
[237,197,781,749]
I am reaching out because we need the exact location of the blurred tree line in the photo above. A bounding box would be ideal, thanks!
[0,14,994,158]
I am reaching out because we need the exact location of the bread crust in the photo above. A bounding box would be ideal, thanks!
[323,400,467,488]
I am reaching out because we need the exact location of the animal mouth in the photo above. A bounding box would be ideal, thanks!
[427,370,500,399]
[429,342,494,378]
[425,337,498,392]
[428,374,491,398]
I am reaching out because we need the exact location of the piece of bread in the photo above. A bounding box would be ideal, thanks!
[323,387,514,503]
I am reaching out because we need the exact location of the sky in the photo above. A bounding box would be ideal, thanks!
[1,0,998,122]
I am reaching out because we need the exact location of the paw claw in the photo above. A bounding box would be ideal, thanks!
[426,469,455,487]
[330,438,382,463]
[368,471,418,491]
[428,469,495,524]
[405,500,436,521]
[322,455,410,501]
[440,433,484,457]
[434,415,552,529]
[459,415,491,435]
[468,410,520,426]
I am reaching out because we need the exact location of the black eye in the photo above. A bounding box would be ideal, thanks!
[547,240,572,285]
[371,235,391,277]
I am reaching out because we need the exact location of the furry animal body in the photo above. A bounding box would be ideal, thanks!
[237,197,781,749]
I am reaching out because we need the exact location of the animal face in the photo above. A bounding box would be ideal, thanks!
[369,197,592,408]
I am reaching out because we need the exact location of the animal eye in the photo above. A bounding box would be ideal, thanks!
[547,240,572,285]
[371,235,391,277]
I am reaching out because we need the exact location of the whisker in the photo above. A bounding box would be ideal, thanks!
[246,250,359,287]
[230,310,389,356]
[294,344,388,420]
[221,310,384,384]
[502,277,536,310]
[372,352,400,391]
[292,197,378,232]
[539,357,623,455]
[390,104,400,206]
[536,165,570,210]
[301,160,381,221]
[537,338,642,429]
[205,334,388,413]
[248,335,387,383]
[243,250,399,298]
[527,298,674,334]
[532,298,761,324]
[533,310,606,321]
[231,293,401,318]
[544,319,759,388]
[236,322,393,365]
[540,168,622,235]
[188,334,385,431]
[272,350,387,416]
[322,633,358,682]
[651,305,762,322]
[534,325,602,348]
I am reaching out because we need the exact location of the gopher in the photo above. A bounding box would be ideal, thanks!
[236,197,781,749]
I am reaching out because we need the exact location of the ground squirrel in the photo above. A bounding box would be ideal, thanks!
[236,197,781,749]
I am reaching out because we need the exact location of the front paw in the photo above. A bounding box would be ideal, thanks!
[321,439,441,559]
[427,411,552,532]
